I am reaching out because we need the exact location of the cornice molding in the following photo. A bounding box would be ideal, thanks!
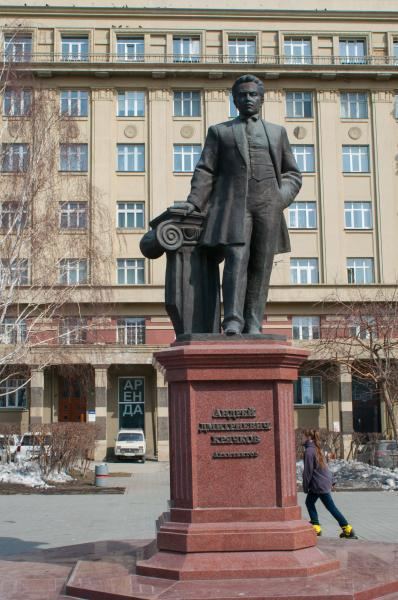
[148,89,170,102]
[2,6,398,23]
[317,90,339,102]
[204,89,229,102]
[91,88,114,101]
[371,90,394,102]
[264,89,283,102]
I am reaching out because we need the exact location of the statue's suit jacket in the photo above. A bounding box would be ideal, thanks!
[187,117,302,253]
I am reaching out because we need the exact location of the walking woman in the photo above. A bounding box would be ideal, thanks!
[303,429,357,538]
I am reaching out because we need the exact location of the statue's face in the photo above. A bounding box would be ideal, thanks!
[234,81,264,117]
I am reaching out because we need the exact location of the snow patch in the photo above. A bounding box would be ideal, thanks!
[0,462,74,488]
[297,459,398,490]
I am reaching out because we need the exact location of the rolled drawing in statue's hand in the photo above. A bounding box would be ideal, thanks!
[173,202,196,216]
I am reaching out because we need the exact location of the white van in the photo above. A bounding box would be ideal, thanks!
[114,428,146,462]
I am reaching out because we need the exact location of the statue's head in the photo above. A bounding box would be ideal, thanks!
[232,74,265,118]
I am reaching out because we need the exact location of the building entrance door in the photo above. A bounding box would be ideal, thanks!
[352,376,381,433]
[58,377,87,422]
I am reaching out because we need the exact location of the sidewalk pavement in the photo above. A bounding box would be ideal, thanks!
[0,461,397,557]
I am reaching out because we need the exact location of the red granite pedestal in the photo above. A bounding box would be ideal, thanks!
[66,338,398,600]
[136,337,337,580]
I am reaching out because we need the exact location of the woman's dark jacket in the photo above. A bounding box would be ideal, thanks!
[302,440,333,494]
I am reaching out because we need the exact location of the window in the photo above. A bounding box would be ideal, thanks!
[1,144,29,172]
[59,317,87,345]
[61,36,89,62]
[228,37,256,63]
[4,34,32,62]
[117,91,145,117]
[173,91,201,117]
[173,144,201,172]
[290,258,319,284]
[117,317,145,345]
[117,144,145,172]
[342,145,369,173]
[292,316,320,340]
[116,37,144,62]
[173,37,200,63]
[286,91,313,118]
[59,144,86,171]
[292,145,315,173]
[0,259,29,285]
[0,379,27,408]
[294,376,322,405]
[60,90,88,117]
[340,92,368,119]
[348,316,375,340]
[0,318,27,344]
[394,40,398,64]
[117,202,145,229]
[117,258,145,284]
[60,144,88,172]
[284,38,311,65]
[288,202,317,229]
[229,92,239,118]
[59,202,87,229]
[347,258,374,284]
[339,39,366,64]
[3,89,31,116]
[59,259,88,284]
[0,202,28,230]
[344,202,372,229]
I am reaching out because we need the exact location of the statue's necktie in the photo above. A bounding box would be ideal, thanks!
[245,117,256,140]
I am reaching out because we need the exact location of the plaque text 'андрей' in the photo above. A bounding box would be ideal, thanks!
[197,407,271,459]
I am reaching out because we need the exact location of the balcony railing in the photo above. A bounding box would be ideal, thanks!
[2,53,398,67]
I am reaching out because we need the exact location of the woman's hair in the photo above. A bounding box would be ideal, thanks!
[304,429,326,469]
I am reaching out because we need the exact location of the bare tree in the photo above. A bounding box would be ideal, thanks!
[0,35,113,407]
[312,290,398,441]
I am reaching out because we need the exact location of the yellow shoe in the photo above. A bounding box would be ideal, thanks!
[339,524,358,539]
[311,523,322,536]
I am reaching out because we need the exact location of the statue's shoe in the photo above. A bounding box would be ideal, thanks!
[224,324,241,335]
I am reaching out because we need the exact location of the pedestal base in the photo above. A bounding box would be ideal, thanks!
[136,546,339,580]
[65,539,398,600]
[154,514,317,553]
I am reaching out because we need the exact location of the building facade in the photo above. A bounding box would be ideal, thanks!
[1,0,398,458]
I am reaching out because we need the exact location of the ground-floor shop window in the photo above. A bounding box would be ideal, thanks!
[294,376,322,405]
[118,377,145,429]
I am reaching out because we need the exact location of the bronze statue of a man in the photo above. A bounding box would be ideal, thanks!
[180,74,302,335]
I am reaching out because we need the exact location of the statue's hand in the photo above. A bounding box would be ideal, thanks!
[173,202,197,215]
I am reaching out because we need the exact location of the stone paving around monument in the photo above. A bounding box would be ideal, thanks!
[1,461,398,599]
[1,461,398,558]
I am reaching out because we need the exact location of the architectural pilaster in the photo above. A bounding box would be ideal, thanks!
[94,366,108,460]
[339,368,353,458]
[316,88,341,285]
[30,368,45,427]
[148,88,171,219]
[155,369,169,461]
[204,88,229,128]
[370,89,396,283]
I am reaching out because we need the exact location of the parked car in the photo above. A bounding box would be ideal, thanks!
[16,432,52,461]
[0,434,20,462]
[114,429,146,462]
[357,439,398,469]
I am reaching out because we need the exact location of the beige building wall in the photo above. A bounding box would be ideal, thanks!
[1,0,398,455]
